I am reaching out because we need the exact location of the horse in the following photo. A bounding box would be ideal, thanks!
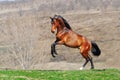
[50,15,101,70]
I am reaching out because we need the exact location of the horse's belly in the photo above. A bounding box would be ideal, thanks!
[65,40,82,48]
[63,31,83,48]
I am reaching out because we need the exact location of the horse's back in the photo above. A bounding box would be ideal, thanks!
[63,30,83,48]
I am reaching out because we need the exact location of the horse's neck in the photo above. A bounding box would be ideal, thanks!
[57,20,70,33]
[57,25,67,34]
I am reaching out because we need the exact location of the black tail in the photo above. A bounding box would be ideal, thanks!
[91,41,101,56]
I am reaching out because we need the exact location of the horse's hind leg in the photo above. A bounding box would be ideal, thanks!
[80,53,94,70]
[88,55,94,69]
[79,47,94,70]
[79,46,89,70]
[80,57,89,70]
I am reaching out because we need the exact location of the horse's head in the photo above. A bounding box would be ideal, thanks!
[50,16,63,33]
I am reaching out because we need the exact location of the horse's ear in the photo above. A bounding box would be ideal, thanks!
[54,14,57,17]
[50,17,52,20]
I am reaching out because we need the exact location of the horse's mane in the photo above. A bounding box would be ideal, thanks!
[53,15,72,30]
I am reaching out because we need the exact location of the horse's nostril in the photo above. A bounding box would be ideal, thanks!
[51,30,55,33]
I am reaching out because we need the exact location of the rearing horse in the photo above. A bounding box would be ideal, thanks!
[50,15,101,70]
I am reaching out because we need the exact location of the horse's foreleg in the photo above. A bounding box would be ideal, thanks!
[52,42,58,55]
[51,40,64,57]
[51,44,55,57]
[51,42,57,57]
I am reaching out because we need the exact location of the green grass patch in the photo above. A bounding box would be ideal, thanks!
[0,69,120,80]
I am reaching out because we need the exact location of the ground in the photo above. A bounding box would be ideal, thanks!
[0,1,120,70]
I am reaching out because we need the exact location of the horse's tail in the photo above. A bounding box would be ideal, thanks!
[91,41,101,56]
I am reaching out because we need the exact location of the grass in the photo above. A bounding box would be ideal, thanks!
[0,69,120,80]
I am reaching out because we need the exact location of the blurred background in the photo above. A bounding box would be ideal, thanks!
[0,0,120,70]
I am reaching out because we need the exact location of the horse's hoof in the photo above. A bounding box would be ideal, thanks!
[91,66,94,69]
[55,53,58,55]
[52,55,56,58]
[91,67,94,70]
[54,52,58,55]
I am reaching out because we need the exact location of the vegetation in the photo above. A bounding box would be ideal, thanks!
[0,69,120,80]
[0,0,120,70]
[0,0,120,13]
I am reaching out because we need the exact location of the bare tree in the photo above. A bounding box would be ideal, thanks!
[8,17,37,69]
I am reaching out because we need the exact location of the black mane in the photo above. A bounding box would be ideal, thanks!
[53,15,72,30]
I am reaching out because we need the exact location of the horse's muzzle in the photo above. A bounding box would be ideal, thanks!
[51,30,55,33]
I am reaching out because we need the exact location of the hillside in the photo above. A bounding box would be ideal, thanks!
[0,0,120,13]
[0,0,120,70]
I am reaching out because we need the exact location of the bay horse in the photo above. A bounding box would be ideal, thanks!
[50,15,101,70]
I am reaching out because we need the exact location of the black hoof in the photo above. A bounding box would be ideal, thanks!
[52,54,56,58]
[54,52,58,55]
[91,67,94,69]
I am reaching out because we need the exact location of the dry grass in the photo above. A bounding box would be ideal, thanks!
[0,0,120,70]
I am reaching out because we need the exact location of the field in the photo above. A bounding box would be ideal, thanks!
[0,1,120,80]
[0,69,120,80]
